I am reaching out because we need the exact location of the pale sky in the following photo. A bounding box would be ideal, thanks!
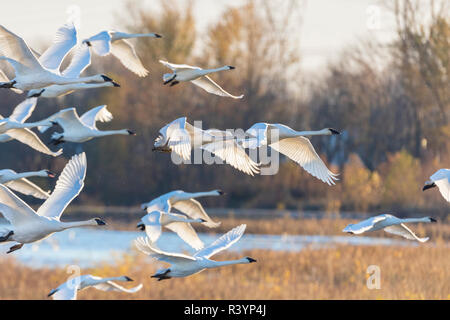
[0,0,397,73]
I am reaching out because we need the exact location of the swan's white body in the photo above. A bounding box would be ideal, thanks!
[48,275,142,300]
[343,214,436,242]
[0,169,54,200]
[83,30,162,77]
[159,60,243,99]
[0,24,113,91]
[423,169,450,202]
[153,117,259,175]
[0,153,106,253]
[39,105,135,144]
[0,98,62,156]
[135,224,256,280]
[241,123,340,184]
[138,189,223,250]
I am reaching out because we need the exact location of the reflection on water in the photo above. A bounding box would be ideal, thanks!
[0,227,415,269]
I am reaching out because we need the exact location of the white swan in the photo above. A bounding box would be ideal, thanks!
[241,123,340,184]
[48,275,142,300]
[153,117,259,176]
[135,224,256,280]
[27,43,120,99]
[138,210,206,250]
[0,24,114,91]
[159,60,244,99]
[0,153,106,253]
[83,30,162,77]
[423,169,450,202]
[0,98,62,156]
[39,105,136,144]
[0,169,54,200]
[343,214,436,242]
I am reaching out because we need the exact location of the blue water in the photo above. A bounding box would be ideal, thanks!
[0,227,415,269]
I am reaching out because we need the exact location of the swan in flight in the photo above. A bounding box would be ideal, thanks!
[0,24,115,91]
[0,169,54,200]
[153,117,259,176]
[138,210,206,250]
[39,105,136,144]
[27,43,120,99]
[423,169,450,202]
[135,224,256,280]
[48,275,142,300]
[0,98,62,156]
[343,214,436,242]
[0,153,107,254]
[159,60,244,99]
[83,30,162,77]
[240,123,340,184]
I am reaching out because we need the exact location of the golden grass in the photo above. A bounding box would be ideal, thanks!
[1,244,449,300]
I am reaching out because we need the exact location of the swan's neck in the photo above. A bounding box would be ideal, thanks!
[199,66,229,75]
[13,171,46,179]
[60,220,97,230]
[208,258,250,268]
[295,129,330,136]
[58,75,104,85]
[400,217,431,223]
[19,119,53,129]
[168,214,202,224]
[96,129,129,137]
[179,191,219,200]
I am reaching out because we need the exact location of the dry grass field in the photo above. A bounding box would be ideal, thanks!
[0,229,448,300]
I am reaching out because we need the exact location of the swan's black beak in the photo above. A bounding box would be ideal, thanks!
[95,218,107,226]
[329,128,341,135]
[137,223,145,231]
[154,34,162,38]
[228,66,236,70]
[112,82,120,87]
[124,276,134,281]
[430,217,437,223]
[46,170,56,178]
[217,190,225,195]
[48,289,58,297]
[101,75,114,82]
[422,182,436,191]
[127,130,137,136]
[246,257,257,263]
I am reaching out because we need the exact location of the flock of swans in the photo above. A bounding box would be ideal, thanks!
[0,20,448,300]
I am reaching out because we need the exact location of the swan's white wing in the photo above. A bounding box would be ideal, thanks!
[141,211,163,244]
[0,25,42,73]
[39,23,77,72]
[191,76,243,99]
[93,282,143,293]
[41,108,86,133]
[111,39,148,77]
[343,215,387,234]
[270,136,338,185]
[201,138,260,176]
[85,31,111,56]
[79,105,113,130]
[172,199,221,228]
[6,128,63,157]
[384,224,429,242]
[4,178,50,200]
[50,282,78,300]
[430,170,450,202]
[61,43,91,79]
[0,184,38,225]
[0,69,22,93]
[194,224,246,259]
[159,60,199,71]
[36,153,86,219]
[168,126,192,161]
[135,236,196,264]
[8,98,38,123]
[165,215,204,251]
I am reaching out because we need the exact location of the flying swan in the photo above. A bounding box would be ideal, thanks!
[0,24,115,91]
[343,214,437,242]
[0,152,107,253]
[135,224,256,280]
[0,168,55,200]
[423,169,450,203]
[39,105,136,144]
[0,98,62,156]
[83,30,162,77]
[48,275,142,300]
[159,60,244,99]
[153,117,259,176]
[240,123,340,184]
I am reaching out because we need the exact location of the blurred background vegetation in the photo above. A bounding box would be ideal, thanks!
[0,0,449,217]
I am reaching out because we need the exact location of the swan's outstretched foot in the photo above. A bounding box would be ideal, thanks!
[151,269,171,281]
[163,74,176,85]
[7,243,23,254]
[0,80,16,89]
[51,137,65,146]
[169,81,180,87]
[0,231,14,242]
